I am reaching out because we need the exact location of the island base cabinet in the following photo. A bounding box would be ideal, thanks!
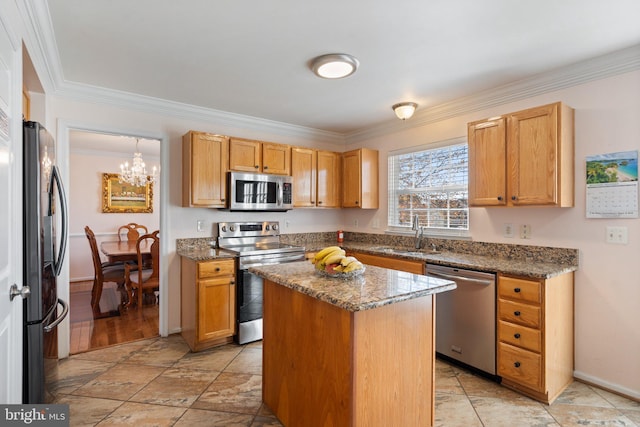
[263,280,435,427]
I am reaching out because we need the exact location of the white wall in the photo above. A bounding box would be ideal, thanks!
[346,70,640,398]
[69,148,160,281]
[48,69,639,398]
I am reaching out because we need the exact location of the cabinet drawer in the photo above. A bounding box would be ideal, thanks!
[498,320,541,353]
[498,276,541,304]
[198,259,235,279]
[498,299,541,329]
[498,342,542,391]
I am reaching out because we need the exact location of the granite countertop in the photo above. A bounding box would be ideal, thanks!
[303,241,577,279]
[177,246,237,261]
[249,261,456,312]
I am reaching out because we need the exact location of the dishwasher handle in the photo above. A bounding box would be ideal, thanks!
[428,270,494,286]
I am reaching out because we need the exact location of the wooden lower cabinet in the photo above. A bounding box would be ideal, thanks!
[497,273,574,404]
[181,257,236,351]
[347,251,425,274]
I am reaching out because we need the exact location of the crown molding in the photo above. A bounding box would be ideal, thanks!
[346,44,640,143]
[20,0,640,145]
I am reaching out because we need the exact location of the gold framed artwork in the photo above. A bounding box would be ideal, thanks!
[102,173,153,213]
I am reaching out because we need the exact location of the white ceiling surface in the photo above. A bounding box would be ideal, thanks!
[70,130,160,156]
[48,1,640,135]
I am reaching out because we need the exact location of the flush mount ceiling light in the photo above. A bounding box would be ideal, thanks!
[311,53,359,79]
[392,102,418,120]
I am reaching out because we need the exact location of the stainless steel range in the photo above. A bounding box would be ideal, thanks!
[217,221,305,344]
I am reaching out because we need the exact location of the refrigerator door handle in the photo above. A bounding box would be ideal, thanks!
[49,165,68,277]
[43,298,69,332]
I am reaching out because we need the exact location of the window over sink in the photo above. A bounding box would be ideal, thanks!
[388,137,469,236]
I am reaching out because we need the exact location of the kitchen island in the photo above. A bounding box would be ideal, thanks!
[249,261,456,427]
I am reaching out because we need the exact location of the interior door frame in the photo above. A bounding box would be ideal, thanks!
[56,119,169,358]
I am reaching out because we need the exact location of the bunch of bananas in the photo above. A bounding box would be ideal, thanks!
[311,246,364,273]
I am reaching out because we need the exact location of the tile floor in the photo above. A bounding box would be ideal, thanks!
[47,335,640,426]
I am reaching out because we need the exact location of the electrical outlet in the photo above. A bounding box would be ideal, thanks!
[354,219,359,228]
[520,224,532,239]
[606,226,628,244]
[285,220,290,228]
[197,220,205,232]
[503,223,514,238]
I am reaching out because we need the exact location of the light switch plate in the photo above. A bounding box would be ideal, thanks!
[197,220,205,232]
[503,223,514,238]
[606,226,628,244]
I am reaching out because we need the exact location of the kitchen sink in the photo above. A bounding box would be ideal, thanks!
[370,246,440,256]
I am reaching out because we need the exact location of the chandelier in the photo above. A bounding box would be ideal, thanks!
[119,138,158,187]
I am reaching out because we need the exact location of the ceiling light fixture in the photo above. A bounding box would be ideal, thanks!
[311,53,359,79]
[392,102,418,120]
[119,138,158,187]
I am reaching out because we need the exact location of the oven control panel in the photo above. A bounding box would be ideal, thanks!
[218,221,280,238]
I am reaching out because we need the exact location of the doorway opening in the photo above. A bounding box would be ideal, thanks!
[67,130,161,354]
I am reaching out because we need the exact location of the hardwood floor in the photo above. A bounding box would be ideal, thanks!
[69,281,159,354]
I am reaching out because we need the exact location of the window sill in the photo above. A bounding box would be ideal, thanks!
[384,228,472,240]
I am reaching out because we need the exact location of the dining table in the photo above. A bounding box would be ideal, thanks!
[100,240,152,263]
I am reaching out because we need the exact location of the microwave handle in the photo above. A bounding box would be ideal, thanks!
[277,182,283,206]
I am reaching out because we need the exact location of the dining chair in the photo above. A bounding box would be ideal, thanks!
[85,226,128,316]
[118,223,149,242]
[125,230,159,308]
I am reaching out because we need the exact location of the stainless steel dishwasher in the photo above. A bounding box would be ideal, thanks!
[427,264,497,377]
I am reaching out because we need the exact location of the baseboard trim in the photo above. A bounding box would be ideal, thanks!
[573,370,640,402]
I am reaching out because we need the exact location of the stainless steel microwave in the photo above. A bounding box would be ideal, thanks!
[227,171,293,211]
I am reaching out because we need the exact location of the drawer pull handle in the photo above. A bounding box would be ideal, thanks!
[497,196,503,201]
[514,311,521,316]
[514,287,521,293]
[514,333,521,339]
[514,362,521,368]
[215,267,221,272]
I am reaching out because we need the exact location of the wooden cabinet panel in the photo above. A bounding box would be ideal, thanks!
[198,276,235,341]
[262,142,291,175]
[291,147,317,207]
[182,131,228,207]
[468,118,507,206]
[342,148,378,209]
[229,137,261,172]
[498,320,541,352]
[498,342,542,390]
[181,257,236,351]
[468,102,574,207]
[498,276,541,303]
[229,138,290,175]
[317,150,340,207]
[497,272,574,404]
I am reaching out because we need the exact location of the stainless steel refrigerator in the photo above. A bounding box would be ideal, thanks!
[22,120,68,403]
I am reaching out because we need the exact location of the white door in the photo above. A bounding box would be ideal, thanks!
[0,11,24,403]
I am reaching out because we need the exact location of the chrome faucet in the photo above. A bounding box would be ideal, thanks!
[412,215,423,249]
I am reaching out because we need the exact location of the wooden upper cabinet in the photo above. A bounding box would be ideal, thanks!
[229,138,291,175]
[468,118,507,206]
[182,131,229,208]
[291,147,317,207]
[342,148,378,209]
[291,148,341,208]
[262,142,291,175]
[468,102,574,207]
[229,137,262,172]
[317,150,341,208]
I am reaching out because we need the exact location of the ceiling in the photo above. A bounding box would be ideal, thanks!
[45,0,640,135]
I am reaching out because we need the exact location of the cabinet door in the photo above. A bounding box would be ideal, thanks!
[182,132,228,207]
[317,150,341,208]
[198,276,235,342]
[507,103,560,205]
[230,137,262,172]
[468,118,507,206]
[342,150,362,207]
[263,142,291,175]
[291,147,317,207]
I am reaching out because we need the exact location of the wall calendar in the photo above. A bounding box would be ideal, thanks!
[586,150,638,218]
